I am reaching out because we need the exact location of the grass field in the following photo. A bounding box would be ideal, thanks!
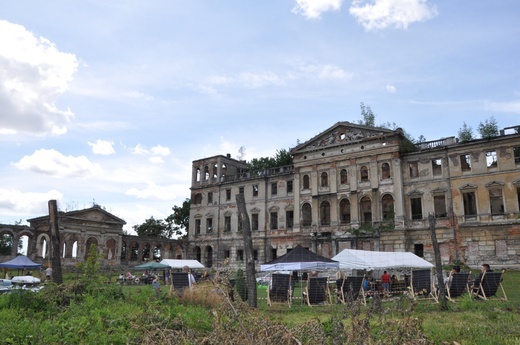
[0,267,519,344]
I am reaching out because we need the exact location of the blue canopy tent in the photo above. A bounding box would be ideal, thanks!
[0,255,42,269]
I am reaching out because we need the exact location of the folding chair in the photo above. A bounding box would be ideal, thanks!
[304,277,330,306]
[444,272,470,303]
[410,268,435,300]
[338,276,365,304]
[171,272,190,293]
[471,270,507,301]
[267,273,292,307]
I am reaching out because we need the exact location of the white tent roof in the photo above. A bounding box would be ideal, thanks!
[160,259,205,269]
[332,249,434,270]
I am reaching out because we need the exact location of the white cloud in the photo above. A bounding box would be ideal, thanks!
[13,148,101,178]
[88,139,115,155]
[349,0,438,31]
[126,183,179,201]
[0,20,79,136]
[151,145,170,156]
[486,101,520,114]
[0,188,63,216]
[298,64,352,80]
[386,84,397,93]
[292,0,344,20]
[130,144,149,155]
[239,72,284,88]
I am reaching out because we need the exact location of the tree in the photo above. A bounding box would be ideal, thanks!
[133,217,168,238]
[478,116,499,139]
[358,102,375,126]
[246,148,293,174]
[165,198,191,239]
[458,122,474,143]
[0,234,13,255]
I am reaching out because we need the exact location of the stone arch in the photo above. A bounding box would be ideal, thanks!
[85,237,99,260]
[35,233,51,259]
[320,200,331,225]
[301,202,312,227]
[105,238,117,260]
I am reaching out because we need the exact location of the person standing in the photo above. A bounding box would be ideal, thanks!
[381,271,391,292]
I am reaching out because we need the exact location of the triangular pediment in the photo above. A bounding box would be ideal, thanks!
[485,181,504,188]
[63,207,126,225]
[291,121,397,154]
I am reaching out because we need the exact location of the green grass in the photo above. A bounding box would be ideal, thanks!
[1,269,519,344]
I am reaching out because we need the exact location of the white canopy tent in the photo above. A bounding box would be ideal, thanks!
[160,259,205,269]
[332,249,434,271]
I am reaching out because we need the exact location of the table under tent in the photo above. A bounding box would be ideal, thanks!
[332,249,435,301]
[260,245,339,306]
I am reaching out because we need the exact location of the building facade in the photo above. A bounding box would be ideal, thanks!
[188,122,520,270]
[0,206,184,268]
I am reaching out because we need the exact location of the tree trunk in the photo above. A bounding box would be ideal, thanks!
[236,193,257,308]
[48,200,63,284]
[429,213,448,310]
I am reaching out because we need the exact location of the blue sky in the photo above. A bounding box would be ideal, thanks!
[1,0,519,234]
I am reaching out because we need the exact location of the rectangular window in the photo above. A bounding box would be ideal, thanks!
[489,189,504,214]
[239,186,244,194]
[224,216,231,232]
[411,197,422,220]
[409,162,419,178]
[195,219,201,235]
[434,195,447,217]
[514,147,520,164]
[270,212,278,230]
[286,210,294,229]
[252,184,259,197]
[237,250,244,261]
[224,250,230,259]
[460,154,471,171]
[463,191,477,216]
[253,249,258,261]
[414,244,424,258]
[287,180,293,193]
[251,213,259,231]
[486,151,497,168]
[271,182,277,196]
[207,192,213,205]
[226,189,231,201]
[432,159,442,176]
[271,248,277,260]
[206,218,213,233]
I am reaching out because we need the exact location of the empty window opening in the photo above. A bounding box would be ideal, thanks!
[226,188,231,201]
[460,154,471,171]
[287,180,293,193]
[302,203,312,226]
[463,191,477,216]
[340,199,351,224]
[303,175,310,189]
[320,201,331,225]
[434,195,447,217]
[251,213,259,231]
[411,197,423,220]
[360,166,369,182]
[253,184,259,197]
[270,212,278,230]
[271,182,278,195]
[195,219,201,235]
[486,151,498,168]
[414,244,424,258]
[381,163,391,179]
[360,196,372,223]
[286,210,294,229]
[207,192,213,204]
[382,194,395,221]
[489,189,504,214]
[321,172,329,187]
[432,159,442,176]
[340,169,348,185]
[206,218,213,233]
[409,162,419,178]
[224,216,231,232]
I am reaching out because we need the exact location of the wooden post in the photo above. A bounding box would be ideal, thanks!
[236,193,257,308]
[48,200,63,284]
[428,213,448,310]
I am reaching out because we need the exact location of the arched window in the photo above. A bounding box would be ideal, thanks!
[204,166,209,180]
[360,196,372,224]
[320,201,331,225]
[360,166,369,182]
[381,163,391,179]
[340,199,351,224]
[321,172,328,187]
[303,174,310,189]
[195,168,201,182]
[340,169,348,185]
[382,194,395,221]
[302,203,312,226]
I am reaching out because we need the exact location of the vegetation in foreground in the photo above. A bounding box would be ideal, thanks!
[0,253,519,344]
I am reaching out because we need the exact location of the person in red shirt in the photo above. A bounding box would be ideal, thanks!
[381,271,391,292]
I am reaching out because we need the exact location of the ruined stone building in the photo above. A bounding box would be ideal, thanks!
[0,206,183,268]
[188,122,520,270]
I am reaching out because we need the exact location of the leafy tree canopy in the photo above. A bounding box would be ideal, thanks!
[133,216,170,238]
[478,116,499,139]
[165,198,190,239]
[458,121,474,142]
[246,148,293,174]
